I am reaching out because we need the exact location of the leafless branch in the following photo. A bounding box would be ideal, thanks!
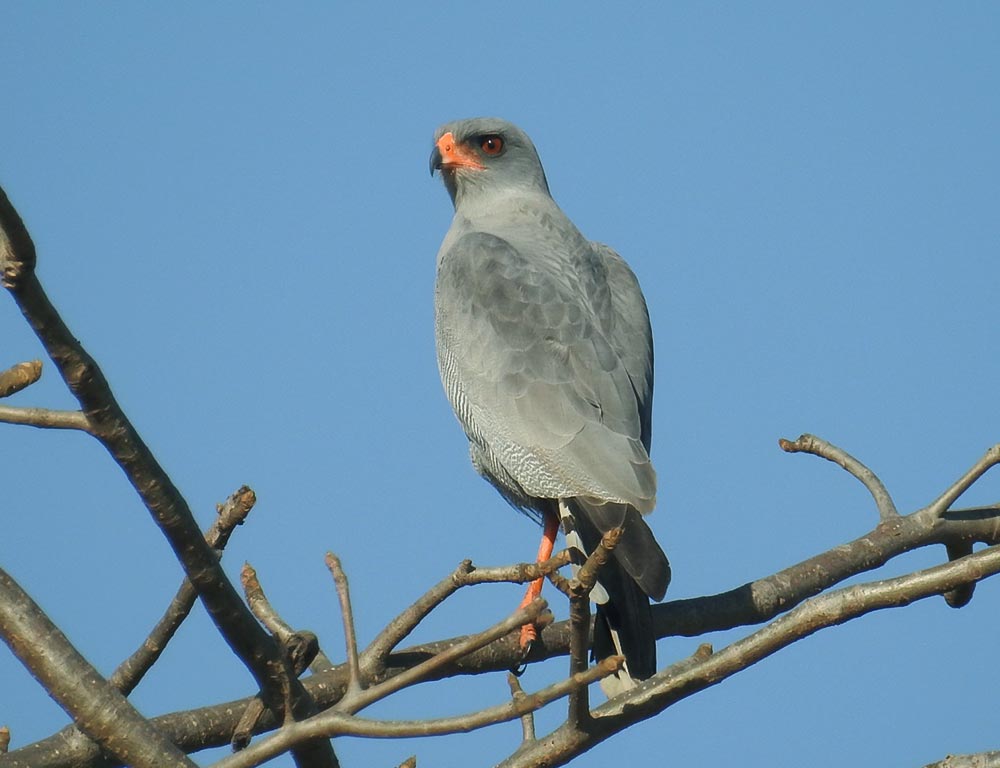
[237,563,326,758]
[566,527,620,723]
[0,568,196,768]
[779,433,899,520]
[343,598,548,715]
[211,656,621,768]
[361,551,570,679]
[2,185,293,699]
[926,444,1000,517]
[499,544,1000,767]
[0,359,41,398]
[326,553,363,695]
[0,404,90,431]
[923,751,1000,768]
[0,186,340,768]
[113,486,258,695]
[507,672,536,742]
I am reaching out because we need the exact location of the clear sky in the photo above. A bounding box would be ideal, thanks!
[2,4,999,767]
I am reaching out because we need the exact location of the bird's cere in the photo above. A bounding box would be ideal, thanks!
[434,131,484,171]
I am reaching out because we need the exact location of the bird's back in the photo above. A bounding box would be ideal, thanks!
[434,195,656,517]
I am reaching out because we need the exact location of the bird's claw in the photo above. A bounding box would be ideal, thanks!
[511,635,535,677]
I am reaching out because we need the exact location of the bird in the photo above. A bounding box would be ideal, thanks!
[429,117,670,692]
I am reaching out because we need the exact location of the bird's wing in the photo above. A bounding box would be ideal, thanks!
[591,242,654,452]
[435,230,656,512]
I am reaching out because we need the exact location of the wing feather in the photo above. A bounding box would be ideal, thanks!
[435,231,655,511]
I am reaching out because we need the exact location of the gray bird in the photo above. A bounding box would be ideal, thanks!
[430,117,670,689]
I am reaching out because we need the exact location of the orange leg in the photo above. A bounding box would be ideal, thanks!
[518,508,560,648]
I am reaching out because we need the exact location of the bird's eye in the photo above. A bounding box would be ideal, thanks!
[480,135,504,155]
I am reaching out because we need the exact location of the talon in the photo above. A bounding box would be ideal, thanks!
[511,635,534,676]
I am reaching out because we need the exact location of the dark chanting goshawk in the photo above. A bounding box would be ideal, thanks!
[430,117,670,692]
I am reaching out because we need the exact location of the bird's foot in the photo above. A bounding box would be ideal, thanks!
[511,624,537,677]
[519,622,538,649]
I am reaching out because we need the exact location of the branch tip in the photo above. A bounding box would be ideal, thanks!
[0,359,42,398]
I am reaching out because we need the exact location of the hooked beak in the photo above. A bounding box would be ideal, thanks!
[429,145,442,176]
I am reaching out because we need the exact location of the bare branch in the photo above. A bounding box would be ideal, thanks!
[326,553,363,695]
[1,186,339,768]
[7,440,1000,768]
[779,433,899,519]
[362,551,570,678]
[571,527,621,598]
[566,527,620,723]
[655,496,1000,639]
[923,751,1000,768]
[113,486,258,695]
[344,598,548,715]
[0,359,41,398]
[0,568,196,768]
[0,405,90,431]
[926,444,1000,517]
[506,672,535,742]
[211,656,621,768]
[500,545,1000,767]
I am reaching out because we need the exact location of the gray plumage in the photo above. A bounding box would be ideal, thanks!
[430,117,670,682]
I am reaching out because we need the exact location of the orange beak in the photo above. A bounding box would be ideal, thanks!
[431,131,484,173]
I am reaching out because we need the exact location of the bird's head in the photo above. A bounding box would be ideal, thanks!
[430,117,550,207]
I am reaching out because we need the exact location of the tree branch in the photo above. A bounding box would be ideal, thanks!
[326,553,362,695]
[0,568,196,768]
[923,751,1000,768]
[0,359,41,398]
[0,404,91,431]
[113,486,258,695]
[211,657,621,768]
[499,544,1000,767]
[779,433,899,520]
[0,185,339,767]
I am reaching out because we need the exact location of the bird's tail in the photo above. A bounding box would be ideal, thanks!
[560,499,667,693]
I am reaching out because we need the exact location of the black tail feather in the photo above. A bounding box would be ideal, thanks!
[567,499,663,680]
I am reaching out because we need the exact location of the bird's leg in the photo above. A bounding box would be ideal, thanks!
[518,508,560,648]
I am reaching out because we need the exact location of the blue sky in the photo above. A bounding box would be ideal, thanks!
[2,4,999,766]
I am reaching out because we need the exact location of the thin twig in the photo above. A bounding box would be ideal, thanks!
[506,672,535,742]
[925,444,1000,517]
[0,405,90,432]
[211,656,622,768]
[326,553,362,695]
[566,527,620,723]
[779,433,899,520]
[570,528,621,598]
[0,359,41,398]
[343,598,548,714]
[361,551,570,678]
[112,487,258,695]
[242,564,293,641]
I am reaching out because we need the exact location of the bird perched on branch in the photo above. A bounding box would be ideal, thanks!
[430,117,670,692]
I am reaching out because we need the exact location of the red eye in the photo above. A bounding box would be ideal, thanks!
[481,135,504,155]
